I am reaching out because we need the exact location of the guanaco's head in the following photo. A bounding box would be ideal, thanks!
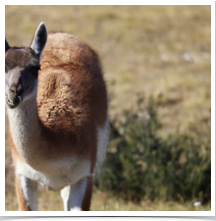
[5,22,47,109]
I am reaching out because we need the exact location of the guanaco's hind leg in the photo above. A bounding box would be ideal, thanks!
[60,176,93,211]
[15,174,38,211]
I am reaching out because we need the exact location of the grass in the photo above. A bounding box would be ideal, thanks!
[5,5,211,211]
[5,188,211,211]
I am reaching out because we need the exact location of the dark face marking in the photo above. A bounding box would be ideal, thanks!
[5,47,40,109]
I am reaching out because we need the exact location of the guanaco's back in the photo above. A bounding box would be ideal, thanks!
[37,33,108,171]
[5,22,109,211]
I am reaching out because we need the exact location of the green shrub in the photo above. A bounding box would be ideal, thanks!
[99,97,211,203]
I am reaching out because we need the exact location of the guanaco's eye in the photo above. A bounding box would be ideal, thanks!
[34,65,41,72]
[32,65,41,76]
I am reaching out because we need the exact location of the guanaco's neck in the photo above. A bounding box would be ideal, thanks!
[7,89,41,165]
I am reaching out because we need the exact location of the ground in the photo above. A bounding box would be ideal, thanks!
[5,5,211,211]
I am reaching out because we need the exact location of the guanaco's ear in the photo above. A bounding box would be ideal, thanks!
[30,22,47,56]
[5,39,10,52]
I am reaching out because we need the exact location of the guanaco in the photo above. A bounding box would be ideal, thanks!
[5,22,109,211]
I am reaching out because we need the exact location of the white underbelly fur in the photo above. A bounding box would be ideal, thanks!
[15,117,109,191]
[16,158,91,191]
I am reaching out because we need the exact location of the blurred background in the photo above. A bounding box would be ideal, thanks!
[5,5,211,211]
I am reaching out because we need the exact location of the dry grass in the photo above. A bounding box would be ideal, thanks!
[5,188,211,211]
[5,5,211,211]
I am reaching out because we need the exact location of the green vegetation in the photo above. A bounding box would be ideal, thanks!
[5,5,211,211]
[99,96,211,204]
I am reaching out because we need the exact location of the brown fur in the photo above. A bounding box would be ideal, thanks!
[5,48,39,71]
[81,176,93,211]
[15,174,31,211]
[36,33,107,170]
[6,30,108,211]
